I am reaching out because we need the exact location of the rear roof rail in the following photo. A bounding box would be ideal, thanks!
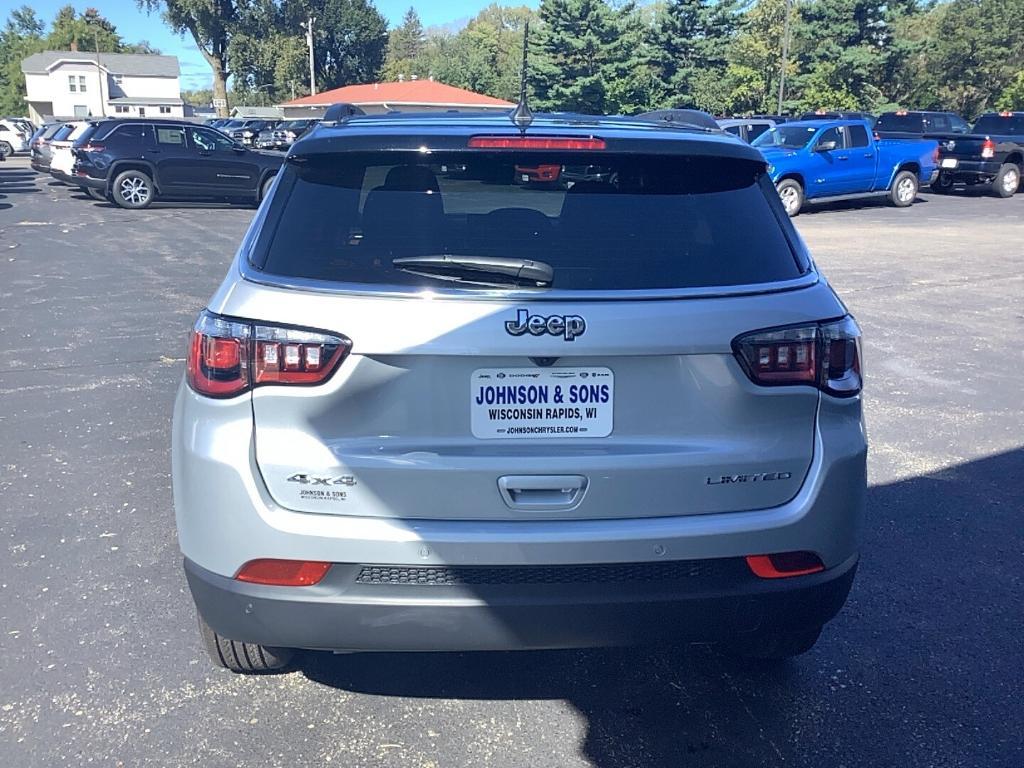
[636,109,720,132]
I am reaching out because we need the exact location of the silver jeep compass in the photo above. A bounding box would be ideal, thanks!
[172,111,866,672]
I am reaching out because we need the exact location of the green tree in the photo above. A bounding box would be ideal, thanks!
[138,0,237,115]
[789,0,889,111]
[928,0,1024,117]
[649,0,740,113]
[723,0,789,114]
[307,0,387,90]
[47,6,124,52]
[0,7,46,114]
[531,0,635,114]
[997,71,1024,111]
[382,7,424,80]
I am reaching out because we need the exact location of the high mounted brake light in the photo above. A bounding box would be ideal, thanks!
[186,310,351,398]
[468,136,606,150]
[732,316,862,397]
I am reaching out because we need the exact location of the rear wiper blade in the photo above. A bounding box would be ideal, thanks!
[392,255,553,287]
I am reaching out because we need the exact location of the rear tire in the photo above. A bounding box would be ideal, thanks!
[889,170,918,207]
[930,172,955,194]
[776,178,803,217]
[111,169,154,209]
[724,626,822,661]
[258,174,276,204]
[198,614,294,673]
[992,163,1020,198]
[0,141,12,158]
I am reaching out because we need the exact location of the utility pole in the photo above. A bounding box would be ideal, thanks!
[302,15,317,96]
[777,0,793,115]
[94,29,106,117]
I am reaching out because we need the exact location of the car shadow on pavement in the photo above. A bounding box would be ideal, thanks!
[801,195,931,215]
[293,447,1024,767]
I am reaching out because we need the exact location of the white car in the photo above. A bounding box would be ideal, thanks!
[48,121,93,183]
[0,119,30,157]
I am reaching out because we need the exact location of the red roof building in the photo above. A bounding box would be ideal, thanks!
[278,79,513,117]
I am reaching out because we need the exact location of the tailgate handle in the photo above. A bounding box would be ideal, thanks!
[498,475,587,510]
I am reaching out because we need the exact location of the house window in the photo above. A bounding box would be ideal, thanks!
[68,75,77,92]
[112,74,123,86]
[115,105,130,114]
[159,106,171,114]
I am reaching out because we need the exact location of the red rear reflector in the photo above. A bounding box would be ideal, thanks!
[236,559,331,586]
[746,552,825,579]
[468,136,606,150]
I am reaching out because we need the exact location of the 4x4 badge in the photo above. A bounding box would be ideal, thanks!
[505,309,586,341]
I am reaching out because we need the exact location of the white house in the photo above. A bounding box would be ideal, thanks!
[21,51,184,123]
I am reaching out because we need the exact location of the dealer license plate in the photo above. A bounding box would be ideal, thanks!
[471,367,614,439]
[941,158,958,169]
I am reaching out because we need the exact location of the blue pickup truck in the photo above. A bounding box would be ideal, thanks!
[751,119,938,216]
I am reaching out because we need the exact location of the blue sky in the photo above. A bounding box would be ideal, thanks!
[23,1,540,89]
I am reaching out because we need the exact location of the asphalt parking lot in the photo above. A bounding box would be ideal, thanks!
[1,154,1022,767]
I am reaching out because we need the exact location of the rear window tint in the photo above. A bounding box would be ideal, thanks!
[256,152,805,292]
[875,113,924,132]
[972,115,1024,135]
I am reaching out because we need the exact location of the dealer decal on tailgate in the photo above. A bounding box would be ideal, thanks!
[471,368,614,439]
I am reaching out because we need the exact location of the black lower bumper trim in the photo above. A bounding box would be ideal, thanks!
[186,556,858,652]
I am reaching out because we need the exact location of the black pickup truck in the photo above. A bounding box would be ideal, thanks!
[932,112,1024,197]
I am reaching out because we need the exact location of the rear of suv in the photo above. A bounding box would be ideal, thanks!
[173,112,866,672]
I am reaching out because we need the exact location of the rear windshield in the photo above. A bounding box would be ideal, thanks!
[972,115,1024,135]
[874,113,924,132]
[752,125,819,149]
[255,151,805,292]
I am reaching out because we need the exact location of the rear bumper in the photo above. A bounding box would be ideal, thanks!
[186,554,858,651]
[75,172,107,191]
[937,158,1002,183]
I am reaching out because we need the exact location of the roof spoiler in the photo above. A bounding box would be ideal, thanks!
[322,102,366,124]
[636,109,719,131]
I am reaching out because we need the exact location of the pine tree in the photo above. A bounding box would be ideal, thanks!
[648,0,740,113]
[382,7,425,80]
[531,0,629,114]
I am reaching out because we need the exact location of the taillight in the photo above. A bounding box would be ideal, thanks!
[932,145,940,164]
[186,310,351,398]
[733,316,862,397]
[981,138,995,159]
[468,135,606,150]
[78,142,105,153]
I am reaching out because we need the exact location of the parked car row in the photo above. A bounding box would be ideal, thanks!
[30,117,287,209]
[715,110,1023,214]
[202,117,321,151]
